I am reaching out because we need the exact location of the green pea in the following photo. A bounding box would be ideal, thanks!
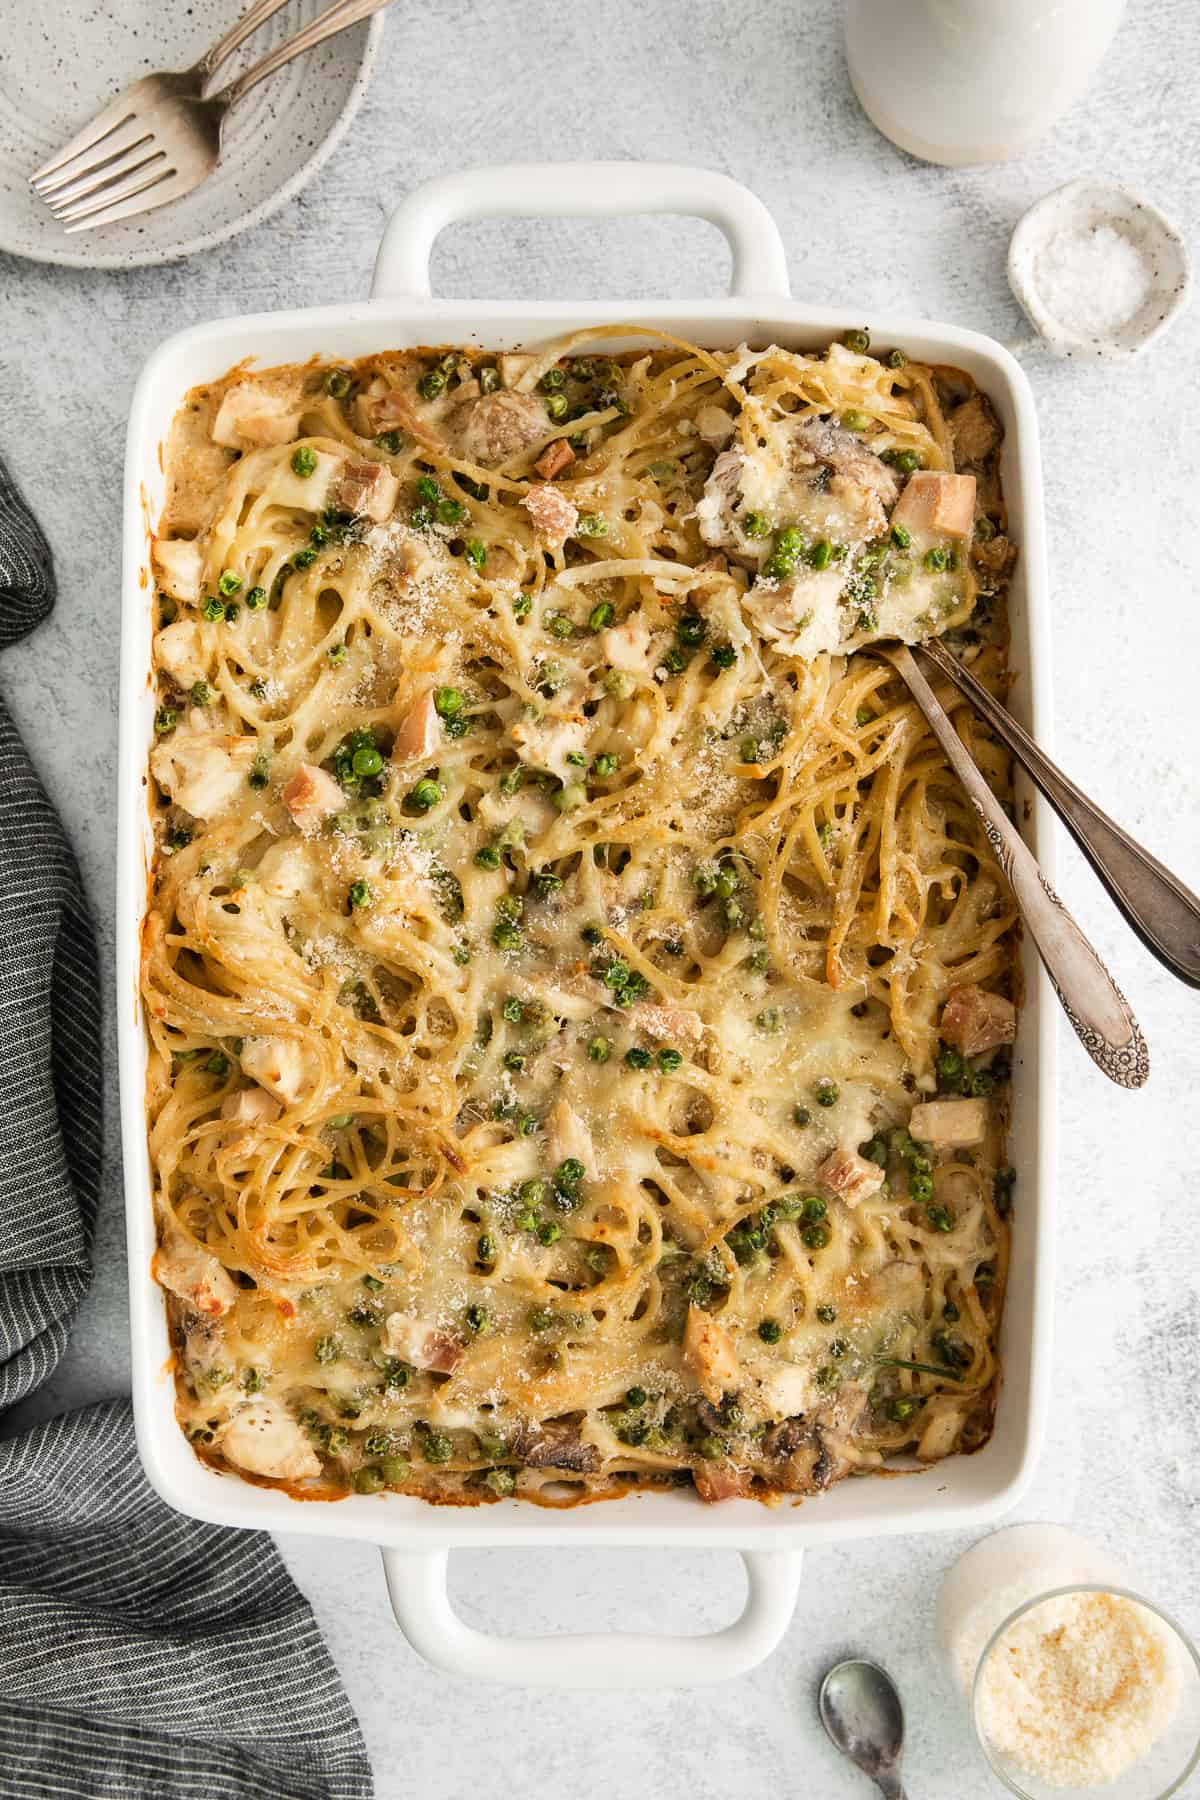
[314,1335,342,1364]
[710,643,736,669]
[625,1047,652,1070]
[587,1035,611,1063]
[536,1219,562,1246]
[545,612,574,639]
[540,367,566,391]
[815,1079,839,1108]
[592,752,618,778]
[423,1431,454,1463]
[201,596,225,622]
[325,367,354,398]
[556,1158,585,1187]
[842,328,871,353]
[588,601,615,631]
[887,1397,918,1422]
[886,348,907,369]
[625,1386,648,1408]
[493,921,522,951]
[924,546,951,572]
[381,1455,411,1485]
[348,880,372,910]
[816,1303,837,1324]
[698,1435,726,1461]
[417,368,447,400]
[794,1105,812,1130]
[657,1047,683,1072]
[463,538,487,569]
[675,612,705,646]
[484,1467,516,1496]
[353,1464,385,1494]
[576,513,608,538]
[154,706,178,735]
[351,745,383,777]
[757,1318,783,1344]
[545,392,569,420]
[408,777,444,812]
[528,1307,556,1332]
[245,585,267,611]
[465,1303,490,1334]
[802,1223,831,1250]
[291,446,317,478]
[927,1204,955,1232]
[474,846,501,869]
[742,512,771,539]
[891,522,912,549]
[840,410,872,431]
[217,569,242,596]
[375,430,403,454]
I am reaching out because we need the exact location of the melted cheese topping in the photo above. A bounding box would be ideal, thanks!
[145,329,1018,1506]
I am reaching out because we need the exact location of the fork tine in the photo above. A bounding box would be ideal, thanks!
[53,153,172,223]
[40,137,160,209]
[33,113,157,196]
[62,169,189,234]
[29,101,140,186]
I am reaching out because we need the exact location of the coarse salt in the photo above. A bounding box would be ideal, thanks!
[977,1589,1182,1788]
[1034,225,1151,336]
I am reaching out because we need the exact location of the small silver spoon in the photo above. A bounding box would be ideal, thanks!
[819,1658,909,1800]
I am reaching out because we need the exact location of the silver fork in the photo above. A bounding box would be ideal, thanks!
[28,0,295,195]
[29,0,392,235]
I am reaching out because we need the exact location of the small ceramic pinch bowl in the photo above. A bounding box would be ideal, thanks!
[1008,178,1192,363]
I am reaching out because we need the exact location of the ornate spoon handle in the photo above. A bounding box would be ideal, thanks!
[883,646,1149,1089]
[921,639,1200,989]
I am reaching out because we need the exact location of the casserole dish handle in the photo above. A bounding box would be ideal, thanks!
[383,1547,804,1688]
[371,162,791,301]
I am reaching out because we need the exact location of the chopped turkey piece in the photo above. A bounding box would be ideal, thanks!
[534,439,575,481]
[916,1407,964,1461]
[153,537,203,603]
[510,711,588,781]
[255,841,316,899]
[817,1148,885,1206]
[693,1461,752,1503]
[282,761,344,834]
[357,386,444,451]
[696,402,735,446]
[499,352,537,390]
[392,688,441,762]
[151,731,257,820]
[547,1096,595,1175]
[450,390,548,466]
[908,1097,988,1148]
[220,1087,283,1126]
[240,1035,310,1106]
[155,620,209,689]
[600,615,654,672]
[891,470,976,538]
[211,383,302,449]
[695,448,747,549]
[939,983,1016,1058]
[523,482,578,547]
[634,1002,704,1046]
[336,459,399,522]
[381,1314,463,1373]
[154,1221,237,1318]
[221,1400,322,1482]
[682,1304,740,1403]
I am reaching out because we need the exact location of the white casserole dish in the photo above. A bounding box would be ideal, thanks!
[118,162,1056,1689]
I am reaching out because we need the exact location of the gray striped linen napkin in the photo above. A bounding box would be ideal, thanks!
[0,458,373,1800]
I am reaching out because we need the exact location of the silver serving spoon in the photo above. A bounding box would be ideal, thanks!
[880,644,1149,1090]
[919,638,1200,990]
[820,1658,909,1799]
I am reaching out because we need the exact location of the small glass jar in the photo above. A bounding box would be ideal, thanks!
[937,1527,1200,1798]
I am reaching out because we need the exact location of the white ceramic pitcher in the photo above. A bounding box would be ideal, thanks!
[844,0,1128,166]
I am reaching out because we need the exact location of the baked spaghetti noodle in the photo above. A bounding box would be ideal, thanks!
[145,327,1020,1504]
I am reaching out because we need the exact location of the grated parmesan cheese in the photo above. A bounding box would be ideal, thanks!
[977,1590,1182,1788]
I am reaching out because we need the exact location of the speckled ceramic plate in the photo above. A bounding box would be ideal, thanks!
[0,0,383,269]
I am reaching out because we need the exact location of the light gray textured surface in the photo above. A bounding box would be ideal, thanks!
[2,1,1198,1793]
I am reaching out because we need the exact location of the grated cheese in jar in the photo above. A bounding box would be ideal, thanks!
[977,1589,1183,1789]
